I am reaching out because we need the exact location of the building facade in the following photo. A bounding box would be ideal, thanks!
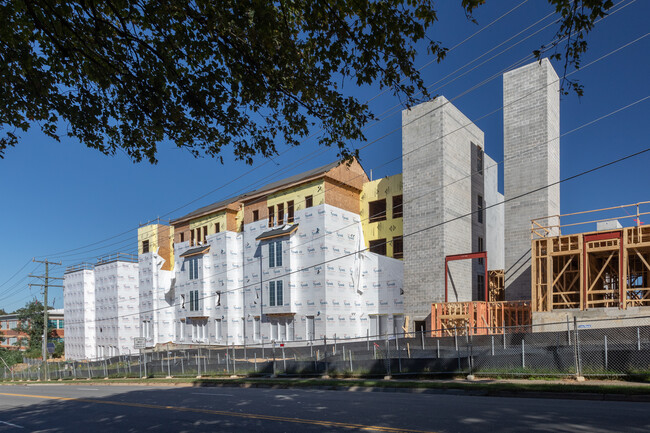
[0,309,64,351]
[64,255,140,360]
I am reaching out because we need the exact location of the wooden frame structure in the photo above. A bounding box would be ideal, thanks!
[531,201,650,312]
[488,269,505,302]
[431,301,531,337]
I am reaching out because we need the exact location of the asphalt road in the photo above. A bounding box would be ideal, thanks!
[0,384,647,432]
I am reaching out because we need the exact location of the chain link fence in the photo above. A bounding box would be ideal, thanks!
[5,315,650,381]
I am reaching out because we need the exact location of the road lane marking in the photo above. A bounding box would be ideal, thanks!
[0,392,435,432]
[76,388,100,391]
[0,420,23,429]
[190,392,233,397]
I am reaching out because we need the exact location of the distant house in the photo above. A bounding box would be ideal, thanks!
[0,309,64,351]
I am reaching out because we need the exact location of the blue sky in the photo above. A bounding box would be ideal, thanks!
[0,0,648,311]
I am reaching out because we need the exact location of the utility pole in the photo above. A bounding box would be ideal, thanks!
[29,258,63,381]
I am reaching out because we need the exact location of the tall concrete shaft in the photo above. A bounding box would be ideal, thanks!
[402,97,484,331]
[503,59,560,300]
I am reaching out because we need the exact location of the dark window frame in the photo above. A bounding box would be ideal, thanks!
[369,239,387,256]
[277,203,285,225]
[287,200,294,223]
[392,236,403,259]
[369,199,387,223]
[392,195,403,218]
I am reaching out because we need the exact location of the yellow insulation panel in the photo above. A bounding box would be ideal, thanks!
[189,211,228,235]
[267,179,325,212]
[138,224,161,255]
[360,173,403,259]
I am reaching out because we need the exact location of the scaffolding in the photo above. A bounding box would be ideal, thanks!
[431,301,531,337]
[531,201,650,312]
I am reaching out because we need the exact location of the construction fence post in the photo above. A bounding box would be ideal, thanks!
[272,341,277,377]
[385,334,391,378]
[233,343,237,376]
[323,337,328,375]
[573,317,582,378]
[396,334,402,373]
[348,349,353,372]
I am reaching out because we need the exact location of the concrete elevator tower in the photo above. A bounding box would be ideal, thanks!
[503,59,560,300]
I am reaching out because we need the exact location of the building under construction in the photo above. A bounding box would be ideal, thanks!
[531,202,650,329]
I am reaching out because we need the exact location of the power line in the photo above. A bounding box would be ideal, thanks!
[31,2,564,261]
[65,142,650,326]
[52,34,650,314]
[25,2,644,292]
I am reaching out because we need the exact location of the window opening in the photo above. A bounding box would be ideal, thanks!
[275,241,282,267]
[269,281,276,306]
[277,203,284,225]
[369,239,387,256]
[392,195,403,218]
[276,280,283,306]
[287,201,294,223]
[268,206,275,227]
[369,199,387,222]
[142,240,149,254]
[305,195,313,208]
[393,236,403,259]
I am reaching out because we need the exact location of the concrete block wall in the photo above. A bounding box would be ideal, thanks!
[503,59,560,300]
[485,154,505,271]
[402,99,445,327]
[402,96,486,330]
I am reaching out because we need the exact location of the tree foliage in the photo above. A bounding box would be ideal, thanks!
[0,1,612,163]
[13,300,54,357]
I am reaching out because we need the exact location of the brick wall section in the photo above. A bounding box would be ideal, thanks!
[503,59,560,300]
[324,179,361,215]
[402,97,484,331]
